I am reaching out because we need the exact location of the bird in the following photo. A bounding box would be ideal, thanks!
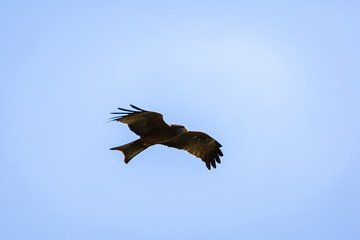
[109,105,223,170]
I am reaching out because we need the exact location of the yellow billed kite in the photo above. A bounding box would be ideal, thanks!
[110,105,223,170]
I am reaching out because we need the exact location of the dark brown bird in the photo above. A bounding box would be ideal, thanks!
[110,105,223,170]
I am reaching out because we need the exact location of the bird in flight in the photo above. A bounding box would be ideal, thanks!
[110,105,223,170]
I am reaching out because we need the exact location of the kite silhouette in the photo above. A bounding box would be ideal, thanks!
[110,105,223,170]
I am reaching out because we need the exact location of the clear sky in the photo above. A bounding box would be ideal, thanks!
[1,1,359,239]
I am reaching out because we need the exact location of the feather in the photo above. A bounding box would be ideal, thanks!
[130,104,146,112]
[117,107,134,112]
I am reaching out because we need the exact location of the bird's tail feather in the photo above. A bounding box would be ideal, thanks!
[110,139,149,163]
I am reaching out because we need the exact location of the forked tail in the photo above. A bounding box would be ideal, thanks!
[110,139,149,163]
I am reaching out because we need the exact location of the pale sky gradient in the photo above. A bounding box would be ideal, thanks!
[1,1,359,239]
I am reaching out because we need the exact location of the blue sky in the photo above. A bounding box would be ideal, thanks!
[1,1,359,239]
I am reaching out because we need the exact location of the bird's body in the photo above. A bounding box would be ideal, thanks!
[110,105,223,170]
[141,124,188,144]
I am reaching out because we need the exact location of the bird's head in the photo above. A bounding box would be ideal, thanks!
[170,124,189,134]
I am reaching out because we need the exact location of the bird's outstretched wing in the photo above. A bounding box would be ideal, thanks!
[161,131,223,170]
[110,105,169,136]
